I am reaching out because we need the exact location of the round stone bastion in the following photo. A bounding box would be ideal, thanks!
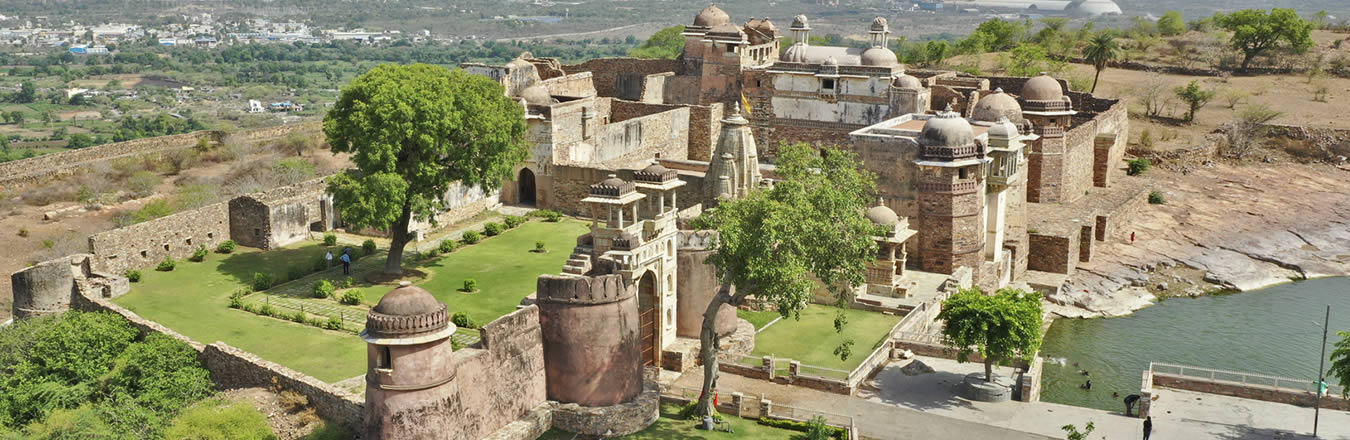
[549,378,660,436]
[958,372,1015,402]
[536,273,644,407]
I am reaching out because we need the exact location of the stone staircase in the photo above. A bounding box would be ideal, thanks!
[562,246,594,275]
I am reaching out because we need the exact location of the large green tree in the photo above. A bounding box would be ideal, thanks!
[628,25,685,60]
[937,287,1044,382]
[1082,32,1120,94]
[691,143,878,416]
[1215,8,1313,71]
[1157,11,1186,36]
[1330,331,1350,398]
[325,63,529,275]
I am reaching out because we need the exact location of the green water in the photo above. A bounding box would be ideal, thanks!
[1040,277,1350,411]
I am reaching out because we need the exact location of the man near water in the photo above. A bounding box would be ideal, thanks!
[1124,393,1141,416]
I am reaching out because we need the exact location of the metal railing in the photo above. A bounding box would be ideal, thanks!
[769,404,854,428]
[1150,362,1345,396]
[892,330,943,345]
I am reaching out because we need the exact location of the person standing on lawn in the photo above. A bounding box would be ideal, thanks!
[340,249,352,275]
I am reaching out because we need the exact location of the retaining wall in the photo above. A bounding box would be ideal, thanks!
[1152,372,1350,412]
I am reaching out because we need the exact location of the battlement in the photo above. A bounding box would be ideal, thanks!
[365,306,450,339]
[677,230,718,250]
[536,273,634,305]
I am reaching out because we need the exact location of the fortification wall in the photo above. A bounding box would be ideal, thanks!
[543,72,598,98]
[687,103,723,162]
[88,202,230,275]
[564,58,681,100]
[536,274,643,407]
[10,256,79,319]
[0,122,322,190]
[849,135,921,219]
[1063,121,1099,202]
[1027,232,1077,274]
[587,107,690,168]
[69,292,366,431]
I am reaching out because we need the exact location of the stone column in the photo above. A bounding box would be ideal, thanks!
[730,392,744,417]
[763,356,775,380]
[760,399,773,418]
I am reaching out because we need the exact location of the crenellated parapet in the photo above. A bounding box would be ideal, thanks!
[365,306,449,339]
[537,273,635,305]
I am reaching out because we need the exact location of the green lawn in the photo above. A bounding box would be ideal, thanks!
[353,219,588,325]
[751,306,901,376]
[736,309,781,331]
[114,243,369,383]
[113,218,586,383]
[537,404,807,440]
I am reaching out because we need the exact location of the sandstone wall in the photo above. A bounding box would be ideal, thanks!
[687,103,723,162]
[10,256,78,319]
[88,202,231,275]
[587,106,690,168]
[563,58,681,100]
[849,135,921,219]
[1027,232,1077,274]
[0,122,322,190]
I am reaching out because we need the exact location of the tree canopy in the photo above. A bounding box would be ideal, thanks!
[690,143,878,415]
[1157,11,1186,36]
[1082,32,1120,94]
[1331,331,1350,399]
[937,287,1044,382]
[1215,8,1313,71]
[1174,80,1215,122]
[629,25,685,60]
[325,63,529,274]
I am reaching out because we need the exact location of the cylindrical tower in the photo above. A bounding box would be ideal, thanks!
[675,247,737,338]
[11,257,76,319]
[536,273,643,407]
[914,109,988,275]
[362,281,457,440]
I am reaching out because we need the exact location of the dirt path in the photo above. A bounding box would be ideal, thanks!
[1049,163,1350,317]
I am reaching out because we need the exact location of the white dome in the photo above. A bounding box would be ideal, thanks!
[1071,0,1122,17]
[860,47,898,67]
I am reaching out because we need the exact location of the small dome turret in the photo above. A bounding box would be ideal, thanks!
[790,14,810,30]
[971,88,1023,123]
[1020,73,1064,102]
[918,106,978,159]
[635,161,677,183]
[519,84,552,106]
[987,116,1019,139]
[694,5,731,27]
[861,47,898,67]
[366,281,450,339]
[892,74,922,89]
[590,174,637,198]
[866,204,900,226]
[869,17,889,32]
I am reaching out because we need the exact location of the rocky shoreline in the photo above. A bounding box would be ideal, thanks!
[1045,163,1350,319]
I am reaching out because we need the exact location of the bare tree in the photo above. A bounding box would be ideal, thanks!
[1132,74,1171,118]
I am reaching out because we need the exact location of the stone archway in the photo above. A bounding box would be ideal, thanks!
[638,271,658,367]
[518,168,537,206]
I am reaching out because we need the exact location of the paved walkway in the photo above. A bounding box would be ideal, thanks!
[671,356,1350,440]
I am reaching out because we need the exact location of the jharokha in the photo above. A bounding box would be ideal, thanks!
[10,5,1140,440]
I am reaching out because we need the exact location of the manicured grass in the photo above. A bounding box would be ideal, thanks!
[736,309,781,331]
[353,219,588,325]
[537,403,807,440]
[114,242,369,383]
[751,305,901,375]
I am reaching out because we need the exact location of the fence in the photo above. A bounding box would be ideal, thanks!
[657,384,855,437]
[1150,362,1345,396]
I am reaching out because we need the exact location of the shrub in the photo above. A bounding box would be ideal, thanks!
[340,290,363,305]
[125,269,142,282]
[189,245,208,262]
[324,316,344,330]
[164,399,275,440]
[806,416,834,440]
[1148,190,1166,204]
[504,215,525,228]
[341,276,355,288]
[362,239,376,255]
[452,312,478,329]
[313,255,329,273]
[1127,158,1152,176]
[461,279,478,293]
[229,290,246,309]
[483,222,503,236]
[534,241,546,253]
[461,230,481,245]
[312,280,335,298]
[17,228,27,237]
[258,303,278,317]
[286,265,307,281]
[535,209,562,222]
[427,248,441,258]
[216,240,237,254]
[758,417,849,440]
[1138,128,1154,149]
[251,272,273,291]
[303,422,355,440]
[322,232,337,246]
[307,317,325,327]
[127,170,161,196]
[243,303,258,313]
[438,239,456,253]
[156,257,176,272]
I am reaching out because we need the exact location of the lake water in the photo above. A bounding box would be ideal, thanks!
[1039,277,1350,411]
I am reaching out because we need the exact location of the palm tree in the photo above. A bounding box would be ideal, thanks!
[1082,32,1120,94]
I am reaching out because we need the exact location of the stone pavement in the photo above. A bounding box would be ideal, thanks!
[670,356,1350,440]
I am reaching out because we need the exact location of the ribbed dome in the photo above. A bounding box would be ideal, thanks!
[519,84,552,106]
[892,74,922,89]
[971,88,1023,123]
[866,204,899,225]
[780,43,808,62]
[870,17,888,32]
[755,18,776,34]
[790,14,810,30]
[860,47,898,67]
[366,281,450,340]
[1020,74,1064,102]
[634,161,676,182]
[694,5,731,27]
[918,110,976,149]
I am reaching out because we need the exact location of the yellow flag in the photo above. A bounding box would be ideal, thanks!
[741,92,752,116]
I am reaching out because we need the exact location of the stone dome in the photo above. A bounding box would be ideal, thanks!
[860,47,898,67]
[694,5,731,27]
[892,74,922,89]
[781,43,808,63]
[790,14,810,30]
[1020,74,1063,102]
[918,109,976,149]
[987,116,1019,139]
[519,84,552,106]
[971,88,1023,123]
[366,281,450,339]
[823,56,839,66]
[590,174,636,197]
[635,161,676,182]
[755,18,776,34]
[866,204,899,225]
[870,17,889,32]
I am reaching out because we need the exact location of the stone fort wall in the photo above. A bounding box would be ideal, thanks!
[88,201,231,276]
[0,122,323,190]
[563,58,681,101]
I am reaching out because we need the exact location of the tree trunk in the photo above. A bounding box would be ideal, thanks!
[1090,68,1102,94]
[696,279,736,417]
[384,201,412,275]
[984,356,996,382]
[1240,53,1254,72]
